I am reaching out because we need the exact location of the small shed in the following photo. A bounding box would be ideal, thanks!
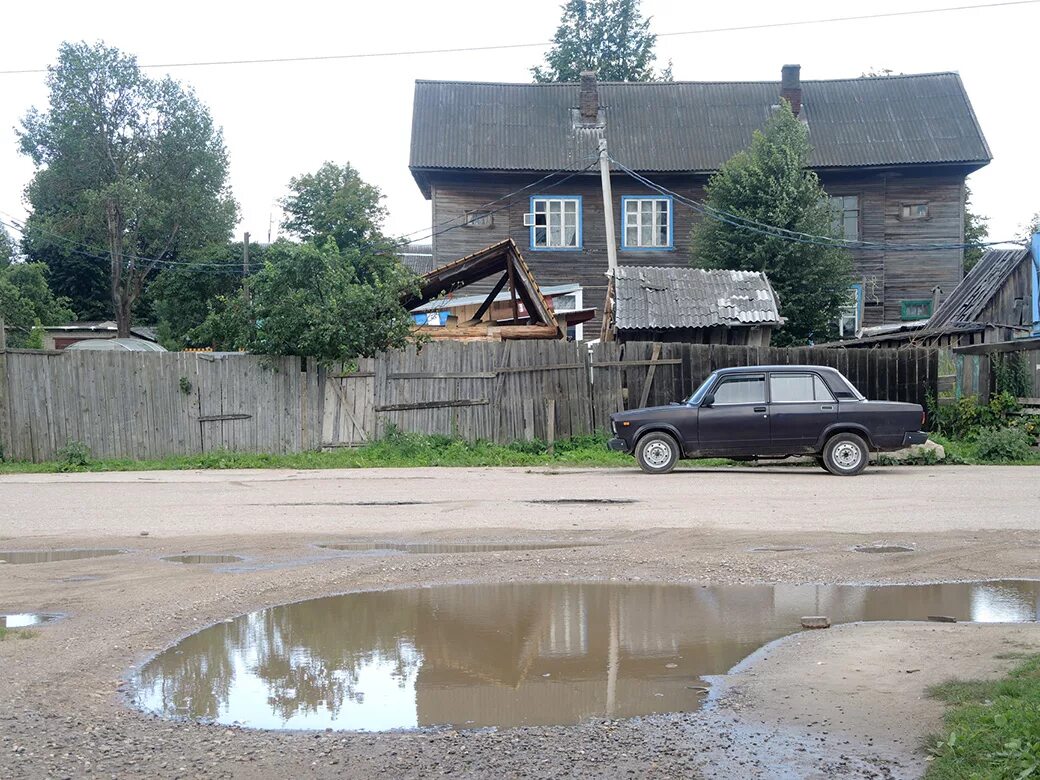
[823,247,1036,349]
[607,267,782,346]
[401,239,592,341]
[41,321,159,350]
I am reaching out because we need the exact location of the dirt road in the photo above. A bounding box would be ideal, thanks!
[2,464,1040,779]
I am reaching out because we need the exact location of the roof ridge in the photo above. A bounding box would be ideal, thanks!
[414,72,962,88]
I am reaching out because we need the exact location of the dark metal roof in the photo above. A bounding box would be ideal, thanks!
[929,248,1031,329]
[410,73,991,186]
[613,266,781,331]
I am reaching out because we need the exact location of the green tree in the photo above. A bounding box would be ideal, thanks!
[18,41,237,337]
[189,240,416,362]
[145,241,264,349]
[691,101,852,345]
[0,227,16,268]
[962,184,989,273]
[532,0,670,83]
[0,262,75,347]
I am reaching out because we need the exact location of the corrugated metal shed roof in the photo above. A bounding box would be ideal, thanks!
[614,267,782,331]
[398,243,436,275]
[410,73,990,182]
[929,248,1031,328]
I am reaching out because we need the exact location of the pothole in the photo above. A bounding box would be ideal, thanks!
[1,613,61,628]
[525,499,639,505]
[161,554,244,565]
[316,541,597,555]
[853,544,915,554]
[0,549,125,565]
[131,579,1040,732]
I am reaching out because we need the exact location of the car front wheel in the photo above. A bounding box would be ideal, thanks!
[636,432,680,474]
[822,432,869,476]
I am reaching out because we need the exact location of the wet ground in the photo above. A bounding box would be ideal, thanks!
[2,464,1040,779]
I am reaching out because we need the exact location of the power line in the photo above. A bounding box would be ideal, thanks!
[0,1,1036,75]
[611,158,1026,252]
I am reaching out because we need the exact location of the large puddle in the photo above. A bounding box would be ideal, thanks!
[131,580,1040,732]
[0,549,124,565]
[162,555,244,565]
[1,613,60,628]
[316,542,595,555]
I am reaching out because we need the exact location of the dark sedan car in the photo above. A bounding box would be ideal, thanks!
[608,365,927,476]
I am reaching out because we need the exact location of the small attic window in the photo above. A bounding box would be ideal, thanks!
[464,210,493,229]
[901,203,929,220]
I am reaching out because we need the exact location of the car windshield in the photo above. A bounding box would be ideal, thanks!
[685,372,717,405]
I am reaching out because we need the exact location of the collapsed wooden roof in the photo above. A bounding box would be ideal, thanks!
[401,239,563,340]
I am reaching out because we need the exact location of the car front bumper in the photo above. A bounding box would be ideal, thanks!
[902,431,928,446]
[607,437,630,453]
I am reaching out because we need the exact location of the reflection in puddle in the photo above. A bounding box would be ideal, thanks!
[1,613,60,628]
[132,580,1040,732]
[161,555,244,565]
[0,549,124,564]
[317,542,595,555]
[854,545,915,554]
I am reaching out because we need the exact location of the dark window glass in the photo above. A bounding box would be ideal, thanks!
[713,375,766,404]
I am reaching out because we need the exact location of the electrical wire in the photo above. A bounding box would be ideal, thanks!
[0,1,1036,75]
[610,158,1026,252]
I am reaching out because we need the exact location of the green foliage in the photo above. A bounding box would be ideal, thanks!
[691,101,852,345]
[189,239,416,361]
[179,376,193,394]
[994,352,1033,399]
[974,426,1035,463]
[928,392,1023,440]
[532,0,669,82]
[0,227,16,267]
[962,184,989,273]
[927,654,1040,779]
[19,41,237,335]
[56,440,92,471]
[281,163,389,258]
[25,320,44,350]
[0,261,75,347]
[145,241,262,349]
[0,627,38,641]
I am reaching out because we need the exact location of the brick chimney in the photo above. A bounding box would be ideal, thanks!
[579,71,599,124]
[781,64,802,116]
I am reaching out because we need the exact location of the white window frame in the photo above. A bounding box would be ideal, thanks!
[828,195,860,241]
[621,196,673,250]
[529,196,582,251]
[838,283,863,338]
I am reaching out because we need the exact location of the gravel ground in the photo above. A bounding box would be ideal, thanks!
[2,464,1040,779]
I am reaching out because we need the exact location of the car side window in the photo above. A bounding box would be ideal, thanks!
[711,375,766,405]
[769,373,836,403]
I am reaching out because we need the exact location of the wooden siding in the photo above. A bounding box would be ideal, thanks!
[977,257,1034,331]
[428,167,970,332]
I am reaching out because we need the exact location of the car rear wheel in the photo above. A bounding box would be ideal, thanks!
[636,432,679,474]
[822,432,869,476]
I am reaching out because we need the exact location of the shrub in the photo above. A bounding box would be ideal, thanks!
[928,392,1022,440]
[56,440,91,471]
[973,426,1035,463]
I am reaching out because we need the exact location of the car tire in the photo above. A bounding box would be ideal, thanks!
[822,432,869,476]
[813,455,828,471]
[636,432,680,474]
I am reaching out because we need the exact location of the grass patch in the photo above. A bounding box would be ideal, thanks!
[0,431,737,475]
[929,433,1040,467]
[926,653,1040,779]
[0,627,38,641]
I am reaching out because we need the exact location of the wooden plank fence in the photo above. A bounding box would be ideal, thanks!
[0,338,944,462]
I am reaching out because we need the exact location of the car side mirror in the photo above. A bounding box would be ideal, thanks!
[702,393,715,408]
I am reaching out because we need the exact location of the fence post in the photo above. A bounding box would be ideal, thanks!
[545,398,556,455]
[0,317,9,459]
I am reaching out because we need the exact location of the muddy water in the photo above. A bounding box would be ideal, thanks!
[132,580,1040,732]
[316,542,595,555]
[0,549,124,564]
[161,555,243,565]
[1,613,59,628]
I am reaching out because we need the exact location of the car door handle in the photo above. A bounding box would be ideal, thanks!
[820,405,834,411]
[753,406,767,413]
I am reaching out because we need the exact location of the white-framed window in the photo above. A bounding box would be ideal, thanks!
[828,195,859,240]
[529,196,581,250]
[838,283,863,338]
[622,196,673,249]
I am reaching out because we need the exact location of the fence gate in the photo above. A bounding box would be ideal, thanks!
[321,359,377,448]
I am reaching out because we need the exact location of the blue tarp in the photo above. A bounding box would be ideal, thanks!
[1033,233,1040,334]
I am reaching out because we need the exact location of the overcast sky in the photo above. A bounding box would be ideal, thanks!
[1,0,1038,249]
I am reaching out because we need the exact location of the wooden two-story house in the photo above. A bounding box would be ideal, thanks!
[408,65,991,336]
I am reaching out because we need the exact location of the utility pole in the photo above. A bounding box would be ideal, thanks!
[242,232,251,304]
[598,138,618,341]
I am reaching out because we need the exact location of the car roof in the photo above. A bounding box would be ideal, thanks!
[714,365,841,375]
